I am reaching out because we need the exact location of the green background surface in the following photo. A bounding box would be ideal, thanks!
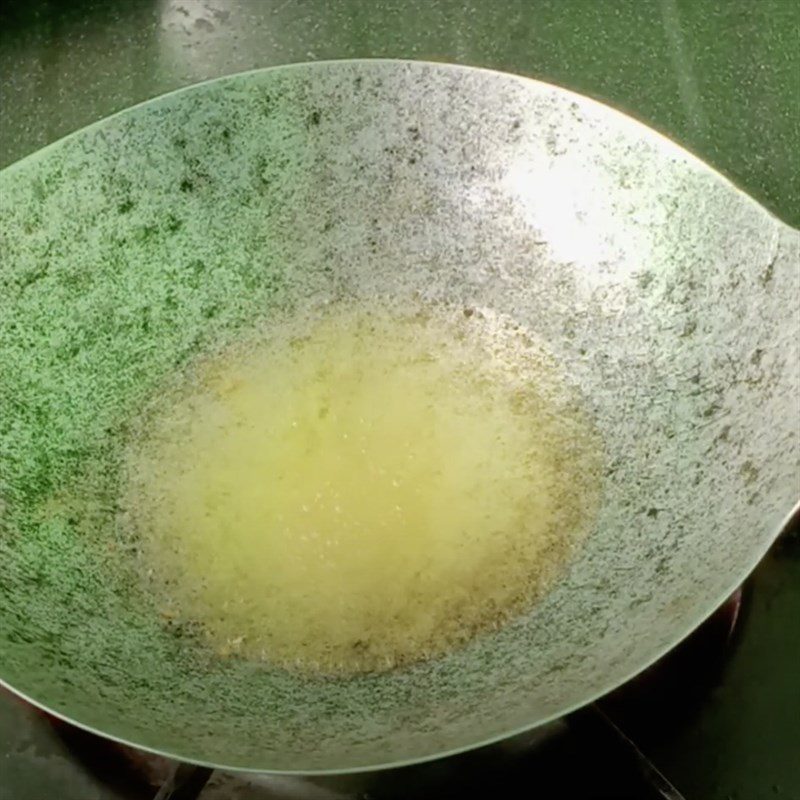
[1,1,799,799]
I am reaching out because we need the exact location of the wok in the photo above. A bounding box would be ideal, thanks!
[0,60,797,773]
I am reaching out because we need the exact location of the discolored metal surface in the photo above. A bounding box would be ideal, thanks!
[0,61,798,772]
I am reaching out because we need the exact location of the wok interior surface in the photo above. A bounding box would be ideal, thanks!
[0,60,797,771]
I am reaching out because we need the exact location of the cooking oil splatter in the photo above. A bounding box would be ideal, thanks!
[122,303,602,675]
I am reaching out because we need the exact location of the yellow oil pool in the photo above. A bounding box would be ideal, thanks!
[122,304,602,675]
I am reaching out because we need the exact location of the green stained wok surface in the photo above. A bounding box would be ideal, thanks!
[0,1,799,797]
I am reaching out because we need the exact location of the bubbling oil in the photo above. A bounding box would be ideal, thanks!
[123,304,602,675]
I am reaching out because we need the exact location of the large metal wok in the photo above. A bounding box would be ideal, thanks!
[0,60,797,773]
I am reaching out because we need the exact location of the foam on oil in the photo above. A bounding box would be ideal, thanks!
[122,304,602,675]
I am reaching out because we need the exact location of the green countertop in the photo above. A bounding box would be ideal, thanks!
[1,2,799,799]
